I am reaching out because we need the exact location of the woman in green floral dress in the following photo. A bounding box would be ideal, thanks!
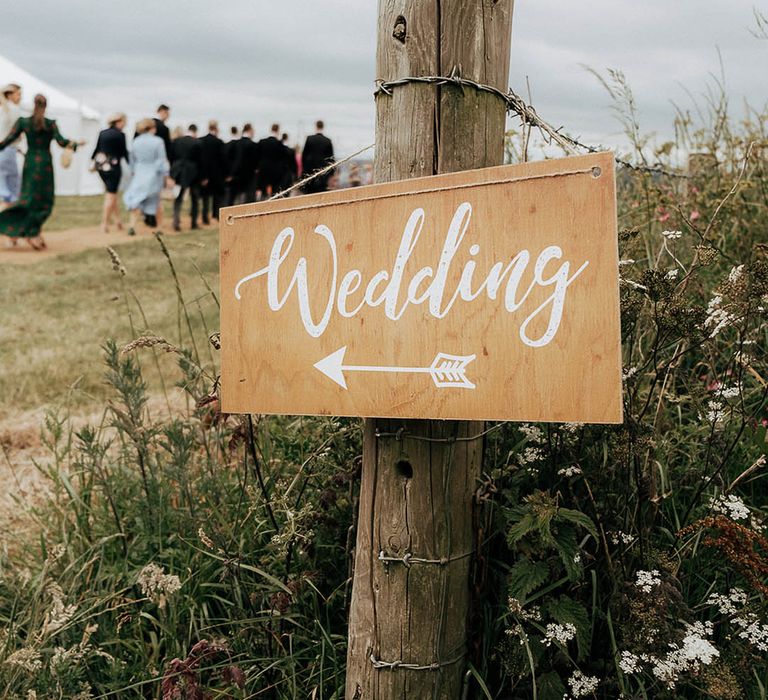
[0,93,83,250]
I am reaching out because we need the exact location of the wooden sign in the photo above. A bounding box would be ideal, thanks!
[220,152,622,423]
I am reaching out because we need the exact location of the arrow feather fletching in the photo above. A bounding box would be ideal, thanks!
[429,353,476,389]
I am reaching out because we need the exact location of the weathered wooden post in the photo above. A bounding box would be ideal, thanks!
[346,2,514,697]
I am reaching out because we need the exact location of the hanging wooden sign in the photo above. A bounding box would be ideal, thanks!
[220,152,622,423]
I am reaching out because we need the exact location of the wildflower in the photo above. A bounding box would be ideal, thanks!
[690,210,700,221]
[646,622,719,688]
[4,648,43,673]
[700,399,726,427]
[661,230,683,239]
[558,465,582,477]
[610,531,634,546]
[562,422,583,434]
[619,650,641,674]
[709,494,750,521]
[542,621,577,647]
[137,563,182,608]
[708,588,748,616]
[703,295,734,337]
[665,269,679,280]
[567,670,599,697]
[619,258,636,267]
[728,264,745,284]
[622,366,638,381]
[519,423,544,443]
[718,384,740,399]
[517,446,544,466]
[635,569,661,593]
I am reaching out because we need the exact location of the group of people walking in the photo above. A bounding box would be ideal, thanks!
[91,104,337,235]
[0,88,337,248]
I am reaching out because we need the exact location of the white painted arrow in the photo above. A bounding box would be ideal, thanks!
[313,346,477,390]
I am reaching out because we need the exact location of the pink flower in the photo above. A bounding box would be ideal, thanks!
[690,210,700,222]
[656,207,670,223]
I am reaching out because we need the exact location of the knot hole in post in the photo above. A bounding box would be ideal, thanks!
[393,15,407,43]
[395,459,413,480]
[591,166,602,179]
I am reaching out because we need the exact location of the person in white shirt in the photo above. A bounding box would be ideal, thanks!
[0,83,23,211]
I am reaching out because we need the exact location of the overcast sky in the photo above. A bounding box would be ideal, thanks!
[2,1,766,156]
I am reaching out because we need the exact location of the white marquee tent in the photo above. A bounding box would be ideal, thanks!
[0,53,102,196]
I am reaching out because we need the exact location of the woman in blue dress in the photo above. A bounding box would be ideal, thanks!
[123,118,168,235]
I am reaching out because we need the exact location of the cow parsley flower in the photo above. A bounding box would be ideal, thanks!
[558,465,582,477]
[709,494,750,521]
[542,622,577,647]
[567,670,599,697]
[635,569,661,593]
[661,230,683,239]
[619,650,641,674]
[728,264,745,283]
[519,423,545,443]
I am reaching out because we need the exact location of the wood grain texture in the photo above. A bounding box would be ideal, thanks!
[219,153,622,423]
[346,2,513,698]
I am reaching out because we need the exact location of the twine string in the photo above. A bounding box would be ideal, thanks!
[375,423,503,444]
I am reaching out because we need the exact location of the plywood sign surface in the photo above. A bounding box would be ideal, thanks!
[220,152,622,423]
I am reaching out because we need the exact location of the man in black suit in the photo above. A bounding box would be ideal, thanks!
[230,123,259,204]
[154,104,172,161]
[255,123,291,199]
[301,120,335,194]
[281,132,298,192]
[198,120,226,224]
[170,124,203,231]
[224,126,239,206]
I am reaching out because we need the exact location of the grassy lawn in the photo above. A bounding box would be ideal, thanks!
[0,222,220,420]
[46,195,176,231]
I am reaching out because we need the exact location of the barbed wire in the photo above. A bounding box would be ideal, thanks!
[369,651,465,671]
[375,69,690,180]
[378,549,473,568]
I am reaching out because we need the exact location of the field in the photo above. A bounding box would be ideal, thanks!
[0,197,218,420]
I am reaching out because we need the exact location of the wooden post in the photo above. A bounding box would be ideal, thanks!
[346,2,514,698]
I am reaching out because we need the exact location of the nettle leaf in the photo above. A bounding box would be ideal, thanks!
[537,671,566,700]
[545,596,591,661]
[508,557,550,601]
[553,523,583,581]
[557,507,599,540]
[507,512,538,545]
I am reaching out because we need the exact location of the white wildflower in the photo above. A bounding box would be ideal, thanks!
[700,399,726,427]
[517,446,544,466]
[619,258,636,267]
[542,622,577,647]
[137,563,182,608]
[558,465,583,477]
[665,269,679,280]
[519,423,545,443]
[718,384,740,399]
[609,531,634,546]
[661,230,683,240]
[709,493,750,521]
[708,588,748,616]
[619,650,641,674]
[567,670,599,697]
[635,569,661,594]
[622,366,638,381]
[704,295,734,337]
[646,622,718,688]
[4,647,43,673]
[707,588,768,652]
[562,422,583,434]
[728,264,745,283]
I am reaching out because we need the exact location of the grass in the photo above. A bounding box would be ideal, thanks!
[45,195,176,231]
[0,220,219,420]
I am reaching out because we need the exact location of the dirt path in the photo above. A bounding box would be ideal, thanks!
[0,220,205,265]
